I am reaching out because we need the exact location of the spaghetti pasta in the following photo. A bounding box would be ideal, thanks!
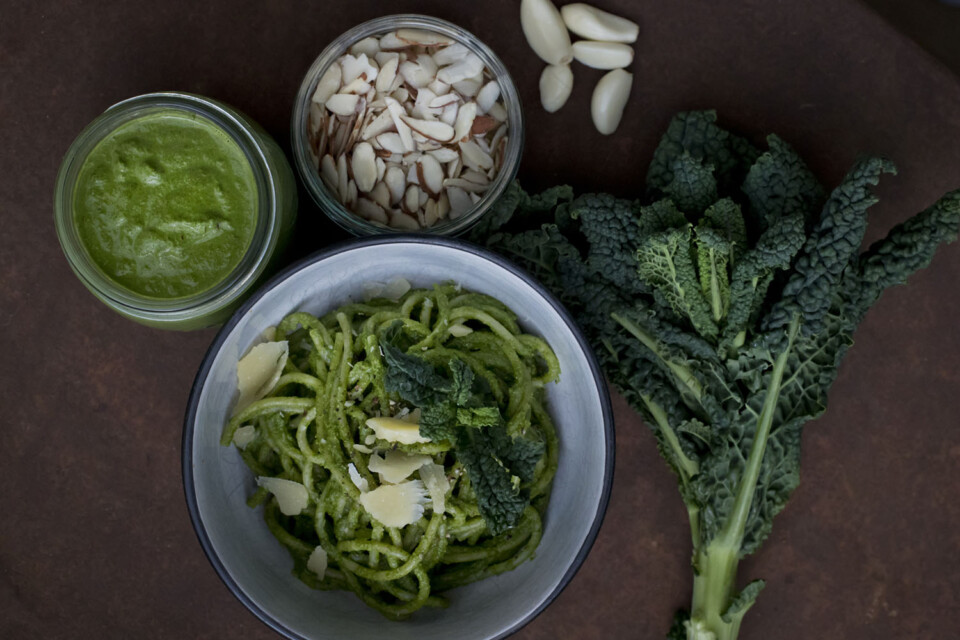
[221,283,560,619]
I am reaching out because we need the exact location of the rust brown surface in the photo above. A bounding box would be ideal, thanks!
[2,1,959,638]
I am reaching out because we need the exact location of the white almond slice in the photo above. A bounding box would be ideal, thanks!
[256,477,308,516]
[369,181,391,209]
[378,31,410,50]
[444,177,489,193]
[540,63,574,113]
[235,340,289,414]
[401,152,422,167]
[459,140,494,171]
[390,210,420,230]
[384,166,406,203]
[446,156,462,179]
[571,41,634,70]
[350,36,381,57]
[433,42,471,66]
[375,51,400,67]
[325,94,360,117]
[347,462,370,493]
[403,184,421,213]
[375,56,399,94]
[414,137,442,152]
[427,79,451,96]
[437,53,485,84]
[320,154,338,190]
[396,28,455,47]
[358,480,428,528]
[400,115,455,143]
[412,88,438,119]
[362,281,385,300]
[429,93,460,109]
[376,132,406,154]
[453,102,477,142]
[423,199,439,226]
[351,142,378,192]
[376,156,386,182]
[346,179,358,207]
[475,81,501,114]
[307,546,328,579]
[452,79,481,98]
[470,192,481,204]
[418,190,429,208]
[591,68,632,135]
[419,463,449,514]
[312,64,342,106]
[367,416,430,443]
[446,186,474,217]
[355,198,388,224]
[461,168,491,185]
[417,155,444,196]
[399,60,435,89]
[341,53,378,84]
[336,154,349,201]
[440,102,459,127]
[561,3,640,43]
[437,192,450,219]
[368,450,433,484]
[309,102,325,135]
[385,98,415,151]
[383,276,411,300]
[520,0,573,65]
[427,147,460,163]
[340,78,371,95]
[232,424,257,449]
[487,101,508,122]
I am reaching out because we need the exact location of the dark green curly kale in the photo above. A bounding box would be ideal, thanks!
[472,110,960,640]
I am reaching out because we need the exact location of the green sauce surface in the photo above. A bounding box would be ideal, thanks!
[74,109,258,299]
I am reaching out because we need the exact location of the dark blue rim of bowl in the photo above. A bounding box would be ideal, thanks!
[182,234,616,640]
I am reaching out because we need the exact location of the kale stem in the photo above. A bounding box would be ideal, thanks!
[611,312,704,402]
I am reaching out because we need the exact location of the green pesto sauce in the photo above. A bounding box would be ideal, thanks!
[74,110,257,299]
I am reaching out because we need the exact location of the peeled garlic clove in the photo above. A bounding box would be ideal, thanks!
[571,41,634,70]
[539,64,574,113]
[591,68,632,135]
[520,0,573,65]
[560,3,639,43]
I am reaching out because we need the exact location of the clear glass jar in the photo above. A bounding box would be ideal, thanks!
[291,15,524,237]
[54,92,297,330]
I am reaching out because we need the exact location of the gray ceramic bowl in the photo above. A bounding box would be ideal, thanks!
[183,236,614,640]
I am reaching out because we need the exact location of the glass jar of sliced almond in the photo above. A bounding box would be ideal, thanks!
[292,15,524,235]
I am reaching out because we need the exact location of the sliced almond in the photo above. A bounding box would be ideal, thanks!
[320,154,338,190]
[369,181,392,209]
[444,177,489,193]
[325,94,360,116]
[385,97,415,151]
[375,156,386,182]
[350,36,381,57]
[396,28,455,47]
[376,132,406,154]
[336,154,349,201]
[406,163,419,184]
[475,81,501,114]
[403,184,421,213]
[375,56,399,94]
[390,210,420,230]
[470,114,498,136]
[346,179,358,208]
[433,42,471,66]
[453,102,477,142]
[423,199,439,226]
[427,147,460,163]
[400,115,455,143]
[399,59,436,89]
[378,31,410,51]
[446,186,474,218]
[440,102,459,127]
[417,155,444,196]
[384,166,406,204]
[341,53,378,84]
[446,156,462,179]
[361,109,394,140]
[355,198,388,224]
[461,168,491,185]
[487,101,508,122]
[459,140,494,171]
[428,93,460,109]
[437,192,450,219]
[401,151,422,167]
[412,88,438,119]
[374,50,400,68]
[437,53,485,84]
[428,79,451,96]
[341,77,371,95]
[312,64,342,106]
[351,142,377,192]
[451,79,481,98]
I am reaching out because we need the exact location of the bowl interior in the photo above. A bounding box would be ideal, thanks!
[185,237,612,640]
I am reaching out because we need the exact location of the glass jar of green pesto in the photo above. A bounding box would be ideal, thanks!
[55,92,297,330]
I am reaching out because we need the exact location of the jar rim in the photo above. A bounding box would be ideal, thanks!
[290,14,525,237]
[54,92,281,323]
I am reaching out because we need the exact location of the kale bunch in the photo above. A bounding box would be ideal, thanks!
[471,111,960,640]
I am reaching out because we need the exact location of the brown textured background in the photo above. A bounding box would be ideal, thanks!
[3,1,960,638]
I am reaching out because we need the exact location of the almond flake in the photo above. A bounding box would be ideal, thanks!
[325,94,360,117]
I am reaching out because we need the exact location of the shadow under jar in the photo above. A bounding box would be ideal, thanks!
[55,92,297,330]
[292,15,524,236]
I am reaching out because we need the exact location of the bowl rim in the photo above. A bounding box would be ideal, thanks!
[181,235,616,640]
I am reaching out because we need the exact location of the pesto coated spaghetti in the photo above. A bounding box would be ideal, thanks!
[221,283,560,619]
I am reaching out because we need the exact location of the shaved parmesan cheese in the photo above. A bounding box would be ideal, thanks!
[257,477,308,516]
[307,546,328,579]
[419,463,449,515]
[235,341,289,415]
[232,424,257,449]
[353,443,374,454]
[368,450,432,484]
[261,326,277,342]
[366,416,430,444]
[402,407,422,424]
[347,463,370,492]
[382,277,412,301]
[358,480,428,528]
